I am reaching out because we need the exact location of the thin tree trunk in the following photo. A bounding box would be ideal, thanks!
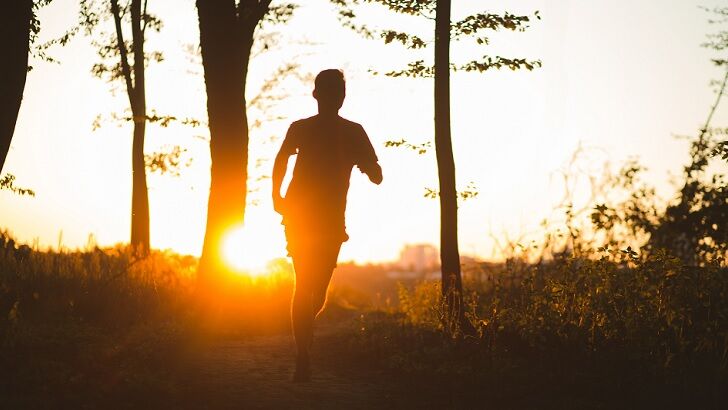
[130,118,149,253]
[434,0,465,328]
[129,0,150,254]
[196,0,249,286]
[112,0,150,254]
[0,0,33,173]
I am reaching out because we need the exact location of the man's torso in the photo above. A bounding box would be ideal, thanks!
[282,115,372,239]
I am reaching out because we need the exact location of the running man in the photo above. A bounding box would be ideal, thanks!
[272,69,383,382]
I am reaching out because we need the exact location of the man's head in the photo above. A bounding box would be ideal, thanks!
[313,69,345,114]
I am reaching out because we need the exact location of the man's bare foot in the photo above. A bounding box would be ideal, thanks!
[293,354,311,383]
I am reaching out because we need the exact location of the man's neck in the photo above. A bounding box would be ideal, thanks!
[316,104,340,118]
[317,110,339,117]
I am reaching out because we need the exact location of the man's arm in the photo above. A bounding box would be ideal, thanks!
[355,124,383,185]
[272,124,298,214]
[272,148,290,215]
[359,161,383,185]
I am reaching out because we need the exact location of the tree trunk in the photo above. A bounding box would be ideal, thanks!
[434,0,465,328]
[130,118,149,253]
[130,0,150,254]
[196,0,250,286]
[0,0,33,173]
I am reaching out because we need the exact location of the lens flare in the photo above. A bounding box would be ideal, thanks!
[222,225,273,276]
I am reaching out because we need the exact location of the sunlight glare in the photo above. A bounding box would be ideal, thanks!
[222,225,275,277]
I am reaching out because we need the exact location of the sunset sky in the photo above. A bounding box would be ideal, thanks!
[1,0,727,268]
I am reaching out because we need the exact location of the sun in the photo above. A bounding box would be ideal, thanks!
[222,225,276,277]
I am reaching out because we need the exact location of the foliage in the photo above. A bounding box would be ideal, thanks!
[530,12,728,266]
[0,231,302,331]
[349,253,728,406]
[515,131,727,267]
[0,319,185,408]
[332,0,541,77]
[647,134,727,265]
[0,174,35,197]
[701,5,728,68]
[79,0,163,86]
[588,159,660,254]
[29,0,54,44]
[336,0,540,241]
[423,181,478,201]
[29,0,81,66]
[384,138,431,154]
[259,1,297,26]
[78,1,201,181]
[144,145,191,176]
[714,139,728,161]
[471,254,728,373]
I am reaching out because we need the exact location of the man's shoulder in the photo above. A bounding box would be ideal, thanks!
[289,116,317,129]
[337,116,364,131]
[291,115,365,133]
[337,118,369,141]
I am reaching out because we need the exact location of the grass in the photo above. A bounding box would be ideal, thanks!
[0,235,298,407]
[2,233,728,408]
[1,320,185,408]
[344,252,728,408]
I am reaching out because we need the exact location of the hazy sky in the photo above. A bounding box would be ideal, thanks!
[1,0,727,267]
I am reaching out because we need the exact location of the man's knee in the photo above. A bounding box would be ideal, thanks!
[313,290,327,314]
[313,274,333,311]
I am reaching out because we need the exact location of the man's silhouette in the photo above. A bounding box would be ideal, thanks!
[272,69,383,382]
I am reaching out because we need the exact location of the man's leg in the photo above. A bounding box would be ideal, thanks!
[311,278,329,317]
[312,274,332,317]
[290,241,341,381]
[312,241,341,316]
[291,257,314,380]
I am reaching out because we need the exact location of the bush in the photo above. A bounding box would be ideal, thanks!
[350,253,728,407]
[0,233,298,336]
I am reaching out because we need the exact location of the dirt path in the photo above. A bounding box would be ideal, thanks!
[176,323,394,410]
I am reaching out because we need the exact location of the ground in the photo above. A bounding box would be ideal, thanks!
[4,308,721,409]
[1,317,405,410]
[178,322,393,410]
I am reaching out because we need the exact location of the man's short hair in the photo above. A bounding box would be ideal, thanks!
[314,69,345,93]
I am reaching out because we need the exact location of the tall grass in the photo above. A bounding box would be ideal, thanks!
[0,232,310,406]
[0,233,296,335]
[350,252,728,407]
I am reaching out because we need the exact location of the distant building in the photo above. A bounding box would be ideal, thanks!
[387,243,489,281]
[397,243,439,272]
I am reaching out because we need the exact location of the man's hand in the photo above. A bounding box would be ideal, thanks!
[358,162,383,185]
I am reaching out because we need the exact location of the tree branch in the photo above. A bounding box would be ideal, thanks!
[130,0,145,116]
[110,0,135,109]
[457,56,542,72]
[141,0,148,35]
[700,67,728,137]
[451,11,536,39]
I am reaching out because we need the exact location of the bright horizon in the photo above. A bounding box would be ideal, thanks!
[1,0,727,269]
